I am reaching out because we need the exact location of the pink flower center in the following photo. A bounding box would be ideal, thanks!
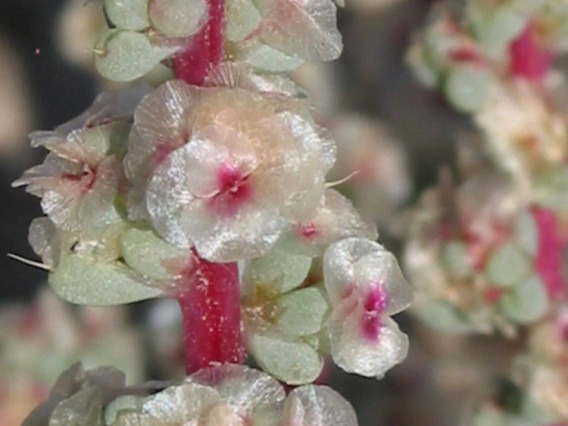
[62,164,97,194]
[361,284,388,341]
[296,222,320,240]
[209,163,253,216]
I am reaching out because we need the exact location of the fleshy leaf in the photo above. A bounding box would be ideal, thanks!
[274,286,330,337]
[441,240,472,278]
[148,0,208,38]
[104,0,150,31]
[499,274,548,323]
[226,0,262,42]
[95,30,178,82]
[241,249,312,298]
[120,226,188,280]
[484,242,531,288]
[444,65,492,112]
[248,332,324,385]
[49,254,162,305]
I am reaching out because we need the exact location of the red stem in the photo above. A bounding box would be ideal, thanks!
[176,251,245,374]
[174,0,225,85]
[509,23,552,81]
[172,0,245,374]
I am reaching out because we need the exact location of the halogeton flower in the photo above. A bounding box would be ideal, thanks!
[323,237,413,378]
[126,78,335,262]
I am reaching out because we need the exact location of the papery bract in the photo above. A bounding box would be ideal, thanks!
[323,237,412,378]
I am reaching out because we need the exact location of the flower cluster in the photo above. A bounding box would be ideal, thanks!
[15,5,412,400]
[405,0,568,339]
[404,168,565,336]
[466,305,568,425]
[468,381,562,426]
[519,305,568,421]
[408,1,568,208]
[0,291,144,426]
[16,0,417,421]
[407,0,568,112]
[25,364,358,426]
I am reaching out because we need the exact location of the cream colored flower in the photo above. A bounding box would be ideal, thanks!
[126,79,335,261]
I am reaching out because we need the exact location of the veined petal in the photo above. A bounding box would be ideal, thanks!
[283,386,358,426]
[257,0,343,61]
[328,298,409,378]
[278,189,377,257]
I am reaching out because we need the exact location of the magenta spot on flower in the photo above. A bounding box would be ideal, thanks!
[532,207,567,301]
[361,284,388,341]
[297,222,320,240]
[209,163,253,216]
[509,24,552,81]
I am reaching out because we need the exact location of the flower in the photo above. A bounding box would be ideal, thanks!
[404,171,561,336]
[106,364,357,425]
[323,237,413,378]
[475,80,568,209]
[125,79,335,262]
[0,291,144,426]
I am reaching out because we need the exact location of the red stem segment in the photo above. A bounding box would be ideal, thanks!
[177,252,245,375]
[173,0,245,374]
[174,0,225,85]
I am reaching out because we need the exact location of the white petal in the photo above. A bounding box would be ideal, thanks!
[141,382,220,422]
[149,0,208,38]
[189,364,286,423]
[28,217,65,267]
[179,198,286,262]
[283,386,358,426]
[256,0,343,61]
[277,189,377,257]
[146,146,194,247]
[131,80,196,163]
[323,237,391,304]
[328,301,409,378]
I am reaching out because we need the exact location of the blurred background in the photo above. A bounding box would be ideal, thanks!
[0,0,512,424]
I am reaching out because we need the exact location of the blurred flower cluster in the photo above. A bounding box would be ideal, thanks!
[0,290,144,426]
[405,0,568,423]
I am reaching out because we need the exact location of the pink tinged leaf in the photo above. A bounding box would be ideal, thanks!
[509,24,552,81]
[532,207,567,300]
[175,250,246,374]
